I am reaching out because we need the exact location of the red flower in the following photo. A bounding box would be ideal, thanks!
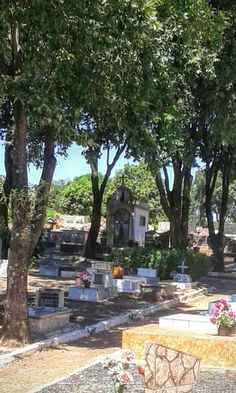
[137,365,145,376]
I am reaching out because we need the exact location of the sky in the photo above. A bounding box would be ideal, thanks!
[0,142,133,185]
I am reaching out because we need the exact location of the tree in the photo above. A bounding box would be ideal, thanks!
[195,2,236,271]
[113,161,166,226]
[127,1,226,249]
[0,0,157,344]
[58,174,115,216]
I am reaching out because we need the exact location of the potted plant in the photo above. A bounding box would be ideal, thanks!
[75,271,93,287]
[209,299,236,336]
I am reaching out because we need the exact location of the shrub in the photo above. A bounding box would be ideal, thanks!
[106,247,209,280]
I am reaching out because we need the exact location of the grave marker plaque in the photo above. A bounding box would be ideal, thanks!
[145,341,200,392]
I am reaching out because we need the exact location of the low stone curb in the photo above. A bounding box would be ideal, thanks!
[0,287,206,368]
[208,271,236,279]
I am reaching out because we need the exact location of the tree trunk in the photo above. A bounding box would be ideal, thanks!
[84,195,102,258]
[0,142,13,258]
[29,126,56,258]
[0,100,31,345]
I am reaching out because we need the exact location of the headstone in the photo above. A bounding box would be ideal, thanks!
[145,341,200,393]
[35,289,65,308]
[90,260,113,273]
[93,272,113,288]
[178,260,188,274]
[137,268,159,284]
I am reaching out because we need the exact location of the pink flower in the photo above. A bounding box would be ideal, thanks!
[213,310,220,317]
[210,317,216,324]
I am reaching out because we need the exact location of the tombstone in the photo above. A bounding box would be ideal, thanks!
[145,341,200,392]
[35,289,65,308]
[172,260,192,286]
[93,272,113,288]
[228,294,236,302]
[137,268,159,284]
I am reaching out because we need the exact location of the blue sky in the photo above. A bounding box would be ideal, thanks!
[0,142,132,185]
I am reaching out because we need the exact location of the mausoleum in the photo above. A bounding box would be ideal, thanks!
[106,186,149,247]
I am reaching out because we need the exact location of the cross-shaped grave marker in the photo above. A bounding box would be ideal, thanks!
[178,260,188,274]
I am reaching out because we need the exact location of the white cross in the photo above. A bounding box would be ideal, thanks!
[178,260,188,274]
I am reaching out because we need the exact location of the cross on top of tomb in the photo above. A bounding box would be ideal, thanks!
[178,260,188,274]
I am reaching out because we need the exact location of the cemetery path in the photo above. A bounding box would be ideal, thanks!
[0,276,235,393]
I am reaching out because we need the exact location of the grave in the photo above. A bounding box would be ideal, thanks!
[159,313,217,334]
[145,341,200,393]
[172,260,192,290]
[68,285,118,301]
[28,307,71,338]
[35,289,65,308]
[122,323,236,367]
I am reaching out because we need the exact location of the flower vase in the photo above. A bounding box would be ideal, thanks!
[218,326,230,336]
[84,281,91,288]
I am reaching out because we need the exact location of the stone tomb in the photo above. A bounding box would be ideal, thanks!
[68,268,118,301]
[145,341,200,393]
[159,313,217,334]
[68,285,117,301]
[122,323,236,367]
[113,268,159,294]
[28,307,71,338]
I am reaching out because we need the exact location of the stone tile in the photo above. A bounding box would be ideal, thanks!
[145,342,200,391]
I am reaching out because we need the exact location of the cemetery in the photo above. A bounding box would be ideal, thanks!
[1,2,236,392]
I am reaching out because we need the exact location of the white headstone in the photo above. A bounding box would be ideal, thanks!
[137,268,157,278]
[228,294,236,302]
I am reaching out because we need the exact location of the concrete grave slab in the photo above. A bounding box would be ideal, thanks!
[159,313,218,334]
[68,286,118,301]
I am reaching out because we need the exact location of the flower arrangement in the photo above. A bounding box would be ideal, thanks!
[104,349,145,393]
[209,299,236,328]
[76,271,93,283]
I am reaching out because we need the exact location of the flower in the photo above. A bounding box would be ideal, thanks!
[104,350,145,393]
[210,299,236,328]
[75,271,93,283]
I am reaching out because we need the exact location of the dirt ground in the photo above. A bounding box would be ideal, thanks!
[0,275,235,393]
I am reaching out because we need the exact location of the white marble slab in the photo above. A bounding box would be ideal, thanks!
[159,313,218,334]
[68,286,118,301]
[138,268,157,278]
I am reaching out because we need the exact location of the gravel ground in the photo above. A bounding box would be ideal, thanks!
[37,362,236,393]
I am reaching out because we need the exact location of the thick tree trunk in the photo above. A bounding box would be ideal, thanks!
[205,156,231,272]
[0,100,31,345]
[155,162,192,250]
[84,196,102,258]
[0,142,13,258]
[29,127,56,258]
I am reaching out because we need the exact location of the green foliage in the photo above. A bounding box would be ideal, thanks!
[58,174,115,216]
[106,247,209,280]
[45,208,56,221]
